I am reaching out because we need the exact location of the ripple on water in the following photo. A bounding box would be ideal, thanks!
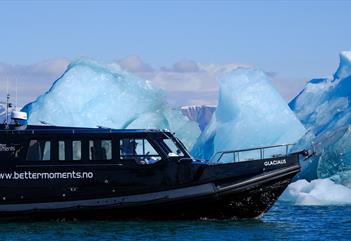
[0,202,350,241]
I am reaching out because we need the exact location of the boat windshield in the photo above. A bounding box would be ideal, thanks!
[161,137,185,157]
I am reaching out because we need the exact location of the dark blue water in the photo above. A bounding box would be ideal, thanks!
[0,202,350,241]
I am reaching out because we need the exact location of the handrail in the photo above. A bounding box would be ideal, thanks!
[210,143,294,163]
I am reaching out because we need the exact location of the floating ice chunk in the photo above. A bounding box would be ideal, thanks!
[23,59,200,149]
[281,179,351,206]
[191,68,306,160]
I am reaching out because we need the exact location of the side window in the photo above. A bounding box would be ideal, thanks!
[120,138,161,164]
[59,141,65,160]
[26,140,51,161]
[58,140,82,161]
[162,138,184,157]
[72,141,82,161]
[89,140,112,160]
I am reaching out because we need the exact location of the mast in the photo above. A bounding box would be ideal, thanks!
[5,93,10,127]
[6,94,9,124]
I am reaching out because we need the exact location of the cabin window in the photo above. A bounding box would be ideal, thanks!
[73,141,82,160]
[58,141,65,160]
[120,139,161,164]
[162,138,184,157]
[26,140,51,161]
[58,140,81,161]
[89,140,112,160]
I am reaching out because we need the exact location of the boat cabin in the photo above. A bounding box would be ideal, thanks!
[0,125,190,166]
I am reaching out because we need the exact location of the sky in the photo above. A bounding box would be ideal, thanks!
[0,0,350,106]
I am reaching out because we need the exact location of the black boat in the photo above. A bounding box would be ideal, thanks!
[0,119,310,219]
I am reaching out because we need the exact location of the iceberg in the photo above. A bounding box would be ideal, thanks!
[23,59,200,149]
[289,52,351,181]
[191,68,306,160]
[0,102,5,123]
[280,178,351,206]
[180,105,216,131]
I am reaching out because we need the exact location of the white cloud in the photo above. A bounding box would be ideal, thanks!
[117,56,248,106]
[117,55,153,73]
[0,58,69,107]
[161,59,200,73]
[131,59,305,105]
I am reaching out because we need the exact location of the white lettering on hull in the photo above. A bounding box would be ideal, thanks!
[264,159,287,166]
[0,171,94,180]
[0,144,15,152]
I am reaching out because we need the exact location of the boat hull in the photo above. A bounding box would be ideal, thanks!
[0,124,303,219]
[0,165,299,219]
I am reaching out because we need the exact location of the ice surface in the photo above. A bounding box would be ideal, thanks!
[191,68,306,160]
[0,102,5,123]
[334,51,351,80]
[280,178,351,206]
[290,52,351,133]
[23,59,200,149]
[290,52,351,181]
[181,105,216,131]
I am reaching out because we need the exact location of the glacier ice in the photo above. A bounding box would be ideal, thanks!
[290,52,351,181]
[180,105,216,131]
[191,68,306,160]
[280,178,351,206]
[0,102,5,123]
[22,59,201,149]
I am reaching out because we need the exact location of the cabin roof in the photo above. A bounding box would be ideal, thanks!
[0,124,169,135]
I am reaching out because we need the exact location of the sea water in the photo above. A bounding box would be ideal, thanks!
[0,202,349,241]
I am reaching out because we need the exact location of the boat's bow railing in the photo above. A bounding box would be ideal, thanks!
[210,144,295,163]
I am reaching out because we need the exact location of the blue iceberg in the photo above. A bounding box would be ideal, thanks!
[280,178,351,206]
[191,68,306,160]
[0,102,5,123]
[23,59,201,149]
[181,105,216,131]
[290,52,351,183]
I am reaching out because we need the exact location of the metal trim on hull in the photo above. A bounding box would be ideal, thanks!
[217,165,300,191]
[0,183,216,212]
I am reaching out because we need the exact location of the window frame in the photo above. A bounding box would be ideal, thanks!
[88,139,113,161]
[25,139,53,162]
[160,138,185,157]
[58,139,82,162]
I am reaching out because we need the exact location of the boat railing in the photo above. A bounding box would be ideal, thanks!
[210,144,294,163]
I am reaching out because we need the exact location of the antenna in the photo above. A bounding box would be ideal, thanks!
[6,75,9,99]
[5,74,9,125]
[3,73,28,127]
[15,75,18,109]
[5,93,10,126]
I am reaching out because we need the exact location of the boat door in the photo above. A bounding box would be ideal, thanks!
[117,137,170,190]
[158,137,194,184]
